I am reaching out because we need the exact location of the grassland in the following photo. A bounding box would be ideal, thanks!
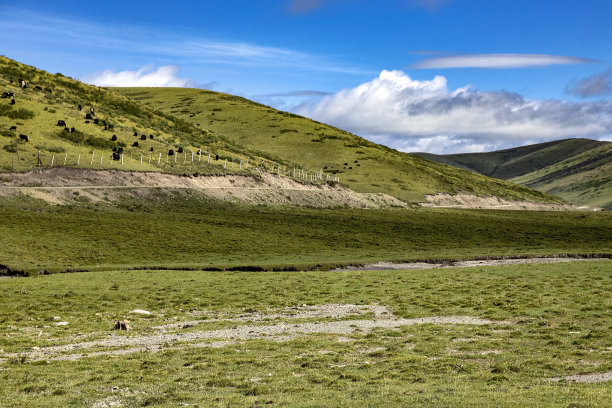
[0,261,610,407]
[111,87,559,204]
[416,138,612,209]
[0,194,610,274]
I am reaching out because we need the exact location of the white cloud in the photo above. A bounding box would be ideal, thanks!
[296,70,612,153]
[83,65,192,87]
[413,53,595,69]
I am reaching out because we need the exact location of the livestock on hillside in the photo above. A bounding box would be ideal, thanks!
[57,120,66,127]
[19,134,29,142]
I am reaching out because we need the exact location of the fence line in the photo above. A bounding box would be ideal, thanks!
[8,150,340,183]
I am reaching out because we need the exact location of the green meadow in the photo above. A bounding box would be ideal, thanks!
[0,261,610,407]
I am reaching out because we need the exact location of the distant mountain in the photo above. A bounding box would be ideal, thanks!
[111,87,559,204]
[415,139,612,209]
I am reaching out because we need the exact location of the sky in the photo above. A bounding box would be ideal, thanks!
[1,0,611,153]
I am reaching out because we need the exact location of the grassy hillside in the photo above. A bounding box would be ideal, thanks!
[510,143,612,209]
[415,139,612,209]
[0,56,291,175]
[112,87,559,204]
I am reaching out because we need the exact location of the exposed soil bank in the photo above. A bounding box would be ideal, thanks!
[421,192,599,211]
[0,168,406,209]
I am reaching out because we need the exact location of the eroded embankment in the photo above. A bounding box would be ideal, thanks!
[0,168,406,209]
[421,192,596,211]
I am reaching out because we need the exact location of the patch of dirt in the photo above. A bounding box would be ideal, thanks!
[420,192,597,211]
[0,168,406,209]
[549,372,612,383]
[92,396,123,408]
[0,304,507,363]
[335,257,608,271]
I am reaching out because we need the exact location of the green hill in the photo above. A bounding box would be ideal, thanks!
[111,87,559,204]
[0,56,290,175]
[415,139,612,209]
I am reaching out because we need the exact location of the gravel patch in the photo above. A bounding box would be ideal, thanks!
[1,305,504,363]
[153,304,390,331]
[550,372,612,383]
[336,257,608,271]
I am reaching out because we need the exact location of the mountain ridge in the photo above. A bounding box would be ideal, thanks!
[414,138,612,209]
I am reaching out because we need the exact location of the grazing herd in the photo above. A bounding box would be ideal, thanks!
[3,79,213,164]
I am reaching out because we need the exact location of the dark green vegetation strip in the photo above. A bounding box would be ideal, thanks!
[0,262,610,406]
[1,196,610,273]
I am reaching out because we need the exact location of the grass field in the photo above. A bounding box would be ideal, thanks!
[0,261,610,407]
[0,194,610,274]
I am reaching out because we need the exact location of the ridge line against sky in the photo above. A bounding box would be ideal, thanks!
[0,0,611,154]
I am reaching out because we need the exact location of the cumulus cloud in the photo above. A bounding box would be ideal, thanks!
[296,70,612,154]
[83,65,193,87]
[413,53,596,69]
[566,68,612,98]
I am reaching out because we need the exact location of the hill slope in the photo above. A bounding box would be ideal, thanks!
[112,87,559,204]
[0,56,292,176]
[415,139,612,209]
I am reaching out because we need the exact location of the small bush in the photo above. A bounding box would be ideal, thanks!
[0,105,35,120]
[34,144,65,153]
[55,130,116,150]
[3,139,21,152]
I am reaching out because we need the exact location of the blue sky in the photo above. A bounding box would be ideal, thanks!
[1,0,611,153]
